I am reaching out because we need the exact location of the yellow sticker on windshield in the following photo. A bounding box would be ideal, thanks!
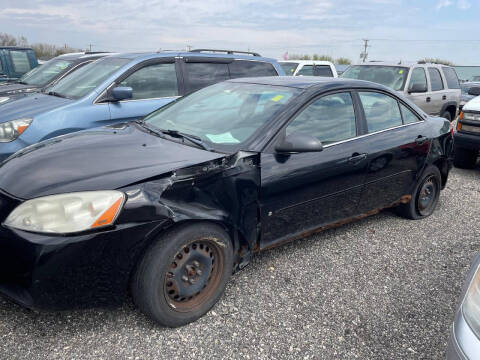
[399,70,404,74]
[271,95,284,102]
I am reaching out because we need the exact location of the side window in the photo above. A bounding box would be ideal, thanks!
[408,68,427,91]
[185,62,229,93]
[286,92,356,145]
[296,65,314,76]
[400,103,420,124]
[0,58,3,74]
[120,63,178,100]
[9,50,31,73]
[314,65,333,77]
[442,67,460,89]
[359,92,402,133]
[229,60,277,79]
[428,68,444,91]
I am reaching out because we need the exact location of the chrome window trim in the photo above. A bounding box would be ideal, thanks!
[322,120,424,149]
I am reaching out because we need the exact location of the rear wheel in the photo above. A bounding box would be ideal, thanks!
[132,223,233,327]
[441,111,452,122]
[453,147,478,169]
[395,165,441,220]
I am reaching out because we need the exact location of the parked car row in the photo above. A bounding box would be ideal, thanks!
[0,49,282,161]
[0,52,111,103]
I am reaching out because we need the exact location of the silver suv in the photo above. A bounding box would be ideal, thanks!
[342,62,461,121]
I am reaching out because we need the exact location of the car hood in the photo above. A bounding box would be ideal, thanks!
[0,82,38,96]
[463,96,480,112]
[0,123,225,199]
[0,93,73,123]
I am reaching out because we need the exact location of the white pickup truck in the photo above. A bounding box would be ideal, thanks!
[279,60,338,78]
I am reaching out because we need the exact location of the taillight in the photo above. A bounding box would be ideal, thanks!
[450,122,455,135]
[459,111,464,120]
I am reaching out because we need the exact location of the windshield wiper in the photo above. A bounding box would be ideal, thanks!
[46,91,66,98]
[135,121,213,151]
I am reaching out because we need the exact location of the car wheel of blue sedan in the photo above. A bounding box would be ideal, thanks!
[131,223,233,327]
[396,165,441,220]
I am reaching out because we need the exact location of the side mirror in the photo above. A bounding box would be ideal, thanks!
[408,83,427,93]
[468,87,480,96]
[109,86,133,102]
[275,132,323,153]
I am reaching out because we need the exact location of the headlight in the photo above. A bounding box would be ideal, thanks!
[462,264,480,339]
[4,191,125,234]
[463,112,480,122]
[0,118,32,142]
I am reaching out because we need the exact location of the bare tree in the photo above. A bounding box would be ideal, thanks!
[0,33,18,46]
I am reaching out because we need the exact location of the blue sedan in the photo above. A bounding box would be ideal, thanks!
[0,50,283,161]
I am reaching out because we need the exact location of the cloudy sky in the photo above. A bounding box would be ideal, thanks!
[1,0,478,64]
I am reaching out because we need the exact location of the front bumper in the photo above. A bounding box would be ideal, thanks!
[447,310,480,360]
[0,220,166,309]
[454,131,480,151]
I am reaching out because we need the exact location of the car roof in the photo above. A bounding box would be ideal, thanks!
[279,60,334,66]
[55,52,115,61]
[0,46,33,51]
[228,76,384,90]
[350,62,451,69]
[105,51,278,63]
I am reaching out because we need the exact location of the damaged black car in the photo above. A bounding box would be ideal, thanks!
[0,77,453,327]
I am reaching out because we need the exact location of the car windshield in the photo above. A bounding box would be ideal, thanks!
[19,59,73,86]
[144,82,299,151]
[280,62,299,76]
[44,57,130,100]
[342,65,409,91]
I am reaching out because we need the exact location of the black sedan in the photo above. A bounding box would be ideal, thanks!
[0,77,453,327]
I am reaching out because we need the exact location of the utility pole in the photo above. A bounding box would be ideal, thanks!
[361,39,369,62]
[88,44,93,52]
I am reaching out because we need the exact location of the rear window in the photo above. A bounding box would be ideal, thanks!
[428,68,444,91]
[297,65,314,76]
[9,50,32,73]
[314,65,333,77]
[280,62,299,76]
[184,62,229,93]
[229,60,277,79]
[442,67,460,89]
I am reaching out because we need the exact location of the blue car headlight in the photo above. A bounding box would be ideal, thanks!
[462,264,480,339]
[0,118,32,142]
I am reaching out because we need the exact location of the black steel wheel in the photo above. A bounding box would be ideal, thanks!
[395,165,441,220]
[132,223,233,327]
[164,239,225,312]
[416,174,439,217]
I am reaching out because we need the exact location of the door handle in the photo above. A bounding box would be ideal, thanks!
[442,95,447,100]
[415,135,428,145]
[348,153,367,163]
[426,97,431,103]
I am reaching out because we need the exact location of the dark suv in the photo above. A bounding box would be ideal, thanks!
[0,52,110,103]
[0,47,38,83]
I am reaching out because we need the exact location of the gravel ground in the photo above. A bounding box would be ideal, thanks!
[1,166,479,360]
